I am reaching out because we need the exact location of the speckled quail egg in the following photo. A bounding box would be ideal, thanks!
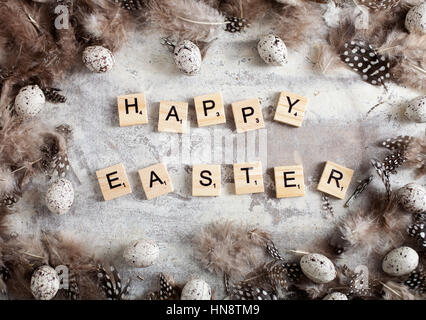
[257,34,288,66]
[82,45,115,73]
[405,3,426,34]
[173,40,202,76]
[14,85,45,118]
[300,253,337,284]
[31,265,60,300]
[382,246,419,276]
[397,183,426,214]
[123,239,159,268]
[181,279,211,300]
[405,95,426,123]
[45,178,74,215]
[323,292,348,300]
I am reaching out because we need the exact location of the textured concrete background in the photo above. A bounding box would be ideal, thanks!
[6,20,424,298]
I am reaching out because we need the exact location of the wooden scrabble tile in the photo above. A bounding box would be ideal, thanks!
[274,91,308,127]
[233,161,264,195]
[117,93,148,127]
[158,101,188,133]
[231,98,265,133]
[317,161,354,199]
[96,163,132,201]
[192,164,221,196]
[138,163,173,200]
[194,93,226,127]
[274,165,305,198]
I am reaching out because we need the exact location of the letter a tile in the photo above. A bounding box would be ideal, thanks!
[158,101,188,133]
[317,161,354,199]
[96,163,132,201]
[138,163,174,200]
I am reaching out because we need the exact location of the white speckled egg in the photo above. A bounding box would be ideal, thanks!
[405,95,426,123]
[82,45,115,73]
[300,253,337,284]
[257,34,288,66]
[173,40,202,76]
[45,178,74,215]
[181,279,211,300]
[123,239,159,268]
[405,3,426,34]
[382,246,419,276]
[14,85,45,118]
[323,292,348,300]
[398,183,426,214]
[31,265,60,300]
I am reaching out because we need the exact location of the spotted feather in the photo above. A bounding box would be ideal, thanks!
[341,41,391,86]
[358,0,400,12]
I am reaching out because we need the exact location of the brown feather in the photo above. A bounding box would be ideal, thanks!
[219,0,272,21]
[271,1,324,48]
[193,220,271,278]
[148,0,225,43]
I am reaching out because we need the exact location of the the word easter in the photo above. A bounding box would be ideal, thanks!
[97,90,353,201]
[96,161,354,201]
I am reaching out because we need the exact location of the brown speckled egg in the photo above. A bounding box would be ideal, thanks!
[323,292,348,300]
[382,246,419,276]
[398,183,426,214]
[300,253,337,284]
[405,95,426,123]
[45,178,74,215]
[82,46,115,73]
[173,40,202,76]
[405,3,426,34]
[14,85,45,118]
[123,239,159,268]
[257,34,288,66]
[181,279,211,300]
[31,265,60,300]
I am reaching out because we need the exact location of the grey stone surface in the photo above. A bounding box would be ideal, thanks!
[7,26,424,299]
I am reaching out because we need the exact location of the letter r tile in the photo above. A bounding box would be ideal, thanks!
[96,163,132,201]
[317,161,354,199]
